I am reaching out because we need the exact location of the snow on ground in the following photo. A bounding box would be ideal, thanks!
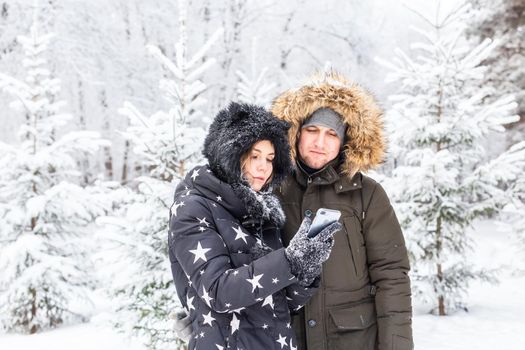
[414,219,525,350]
[0,287,146,350]
[0,322,145,350]
[1,219,523,350]
[414,274,525,349]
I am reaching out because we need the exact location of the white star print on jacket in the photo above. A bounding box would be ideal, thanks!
[246,273,264,292]
[190,168,200,182]
[189,242,211,263]
[168,165,318,350]
[233,226,249,243]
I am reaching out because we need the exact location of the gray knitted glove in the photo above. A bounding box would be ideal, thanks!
[171,307,191,343]
[285,216,342,286]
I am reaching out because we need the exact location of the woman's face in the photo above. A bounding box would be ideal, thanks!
[242,140,275,191]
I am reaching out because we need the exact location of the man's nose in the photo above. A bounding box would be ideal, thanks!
[314,133,325,148]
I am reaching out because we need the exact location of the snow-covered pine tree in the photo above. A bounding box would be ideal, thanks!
[0,24,106,334]
[235,37,276,106]
[467,0,525,253]
[103,0,222,348]
[468,0,525,144]
[377,2,525,315]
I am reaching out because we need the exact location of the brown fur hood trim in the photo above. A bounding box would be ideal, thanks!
[271,71,386,178]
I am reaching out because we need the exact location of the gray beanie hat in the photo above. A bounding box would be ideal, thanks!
[302,107,346,141]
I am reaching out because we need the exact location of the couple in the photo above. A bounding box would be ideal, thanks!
[168,72,414,350]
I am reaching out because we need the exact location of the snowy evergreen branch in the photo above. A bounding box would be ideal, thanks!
[379,3,525,315]
[0,23,106,334]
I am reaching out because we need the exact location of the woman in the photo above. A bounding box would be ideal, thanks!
[168,102,340,350]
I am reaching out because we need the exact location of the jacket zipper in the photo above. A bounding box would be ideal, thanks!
[297,161,329,186]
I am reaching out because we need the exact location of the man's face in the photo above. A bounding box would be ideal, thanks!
[297,125,342,170]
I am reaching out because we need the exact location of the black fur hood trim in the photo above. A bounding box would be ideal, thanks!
[203,102,292,187]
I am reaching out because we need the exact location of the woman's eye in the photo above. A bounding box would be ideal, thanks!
[266,158,273,163]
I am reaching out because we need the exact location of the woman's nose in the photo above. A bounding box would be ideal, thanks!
[257,159,268,171]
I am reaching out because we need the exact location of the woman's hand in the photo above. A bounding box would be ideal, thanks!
[171,307,191,343]
[284,216,341,286]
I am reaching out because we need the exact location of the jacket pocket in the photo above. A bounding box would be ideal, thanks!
[327,300,377,350]
[328,300,377,332]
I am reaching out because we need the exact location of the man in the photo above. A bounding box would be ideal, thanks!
[270,71,413,350]
[173,71,413,349]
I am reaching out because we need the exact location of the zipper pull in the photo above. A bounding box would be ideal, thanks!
[307,177,312,184]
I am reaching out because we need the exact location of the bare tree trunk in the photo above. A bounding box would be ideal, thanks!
[29,287,37,334]
[1,2,7,18]
[76,77,91,185]
[0,2,17,56]
[121,0,150,182]
[217,1,246,105]
[222,1,245,74]
[120,2,132,184]
[435,209,446,315]
[279,13,294,70]
[121,140,130,183]
[201,0,211,64]
[434,83,446,315]
[28,180,38,334]
[437,263,445,316]
[100,89,113,179]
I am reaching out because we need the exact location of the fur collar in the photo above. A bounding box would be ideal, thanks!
[178,165,285,228]
[271,70,386,178]
[231,182,285,227]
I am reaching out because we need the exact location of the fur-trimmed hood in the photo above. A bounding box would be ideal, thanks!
[271,71,385,178]
[203,102,292,187]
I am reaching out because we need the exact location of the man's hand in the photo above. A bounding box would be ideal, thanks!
[171,307,191,343]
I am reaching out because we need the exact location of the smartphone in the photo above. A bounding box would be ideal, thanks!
[307,208,341,238]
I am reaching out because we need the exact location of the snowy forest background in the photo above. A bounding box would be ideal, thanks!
[0,0,524,349]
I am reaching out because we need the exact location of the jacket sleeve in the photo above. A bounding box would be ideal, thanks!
[170,197,300,313]
[364,183,414,350]
[285,278,319,312]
